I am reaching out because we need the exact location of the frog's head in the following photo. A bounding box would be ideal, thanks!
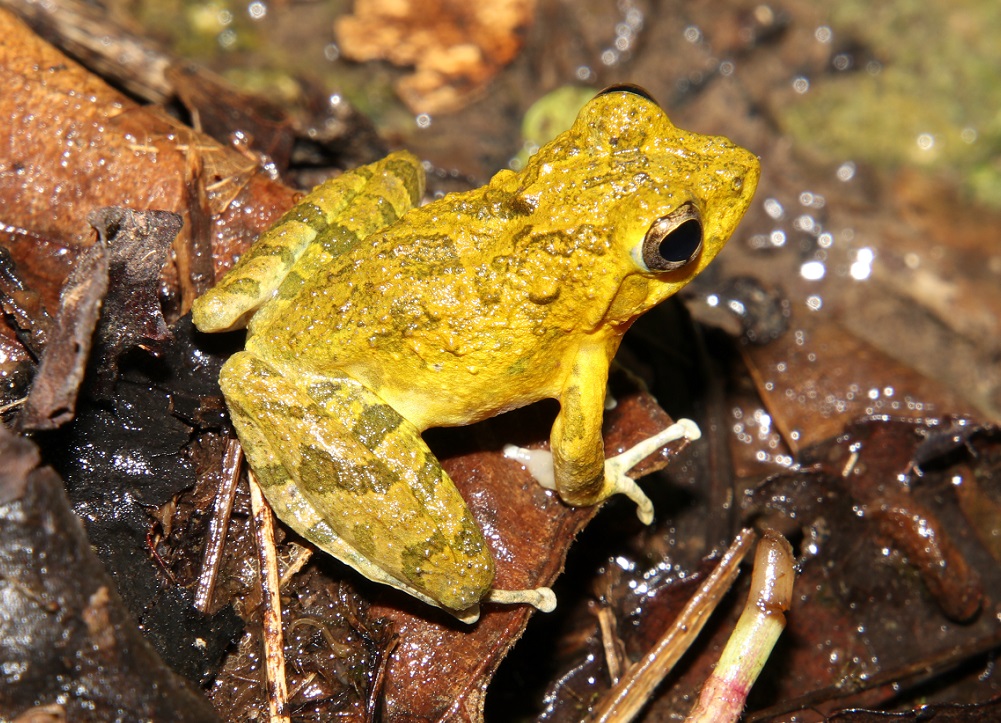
[513,85,760,329]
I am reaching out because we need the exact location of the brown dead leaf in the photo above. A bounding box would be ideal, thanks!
[0,244,54,358]
[0,226,87,410]
[335,0,537,114]
[0,8,298,307]
[741,309,980,453]
[16,209,181,430]
[17,239,107,431]
[88,207,180,386]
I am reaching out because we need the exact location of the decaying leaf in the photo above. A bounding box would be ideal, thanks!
[741,310,979,452]
[88,207,180,386]
[17,239,108,431]
[0,244,53,358]
[0,7,298,305]
[0,425,220,722]
[0,225,82,344]
[17,209,182,429]
[335,0,537,113]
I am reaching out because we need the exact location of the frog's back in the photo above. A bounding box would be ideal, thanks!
[246,180,621,380]
[245,86,761,428]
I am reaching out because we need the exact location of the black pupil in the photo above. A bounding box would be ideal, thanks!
[659,219,702,263]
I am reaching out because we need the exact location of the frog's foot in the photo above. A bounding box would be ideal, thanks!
[486,586,557,613]
[604,418,701,523]
[504,418,701,524]
[503,444,558,489]
[454,587,556,624]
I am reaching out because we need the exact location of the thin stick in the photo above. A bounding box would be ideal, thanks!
[597,605,624,685]
[278,543,312,590]
[249,469,290,723]
[590,529,757,723]
[194,438,243,613]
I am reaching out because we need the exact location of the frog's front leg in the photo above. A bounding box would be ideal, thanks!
[505,344,700,524]
[219,352,554,622]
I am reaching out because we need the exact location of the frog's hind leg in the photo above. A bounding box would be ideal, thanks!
[219,352,554,621]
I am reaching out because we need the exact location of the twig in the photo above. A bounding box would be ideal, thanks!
[279,543,312,590]
[589,529,757,722]
[193,438,242,613]
[365,629,399,723]
[249,468,290,723]
[597,604,625,685]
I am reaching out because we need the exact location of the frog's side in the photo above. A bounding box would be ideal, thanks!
[192,87,760,622]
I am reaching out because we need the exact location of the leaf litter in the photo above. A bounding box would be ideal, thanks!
[1,1,999,720]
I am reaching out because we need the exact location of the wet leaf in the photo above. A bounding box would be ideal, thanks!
[0,225,84,393]
[0,7,298,308]
[17,239,107,431]
[88,207,180,388]
[741,311,979,452]
[17,209,182,429]
[0,244,53,358]
[335,0,537,113]
[0,425,220,721]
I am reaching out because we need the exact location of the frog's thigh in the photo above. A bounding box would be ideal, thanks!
[305,374,557,615]
[219,351,492,614]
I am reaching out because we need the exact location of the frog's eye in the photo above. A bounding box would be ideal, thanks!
[638,203,703,272]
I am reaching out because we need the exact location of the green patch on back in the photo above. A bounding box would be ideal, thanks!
[282,201,327,231]
[412,455,442,507]
[401,529,449,582]
[351,523,376,558]
[276,270,306,300]
[353,403,404,450]
[453,513,487,558]
[306,379,347,404]
[250,463,290,490]
[222,276,262,300]
[314,222,365,258]
[403,234,464,277]
[252,241,296,265]
[384,155,424,206]
[298,443,397,497]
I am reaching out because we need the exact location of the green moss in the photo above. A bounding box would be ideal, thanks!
[511,86,596,170]
[785,0,1001,206]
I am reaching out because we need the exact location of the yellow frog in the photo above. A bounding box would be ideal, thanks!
[192,86,759,622]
